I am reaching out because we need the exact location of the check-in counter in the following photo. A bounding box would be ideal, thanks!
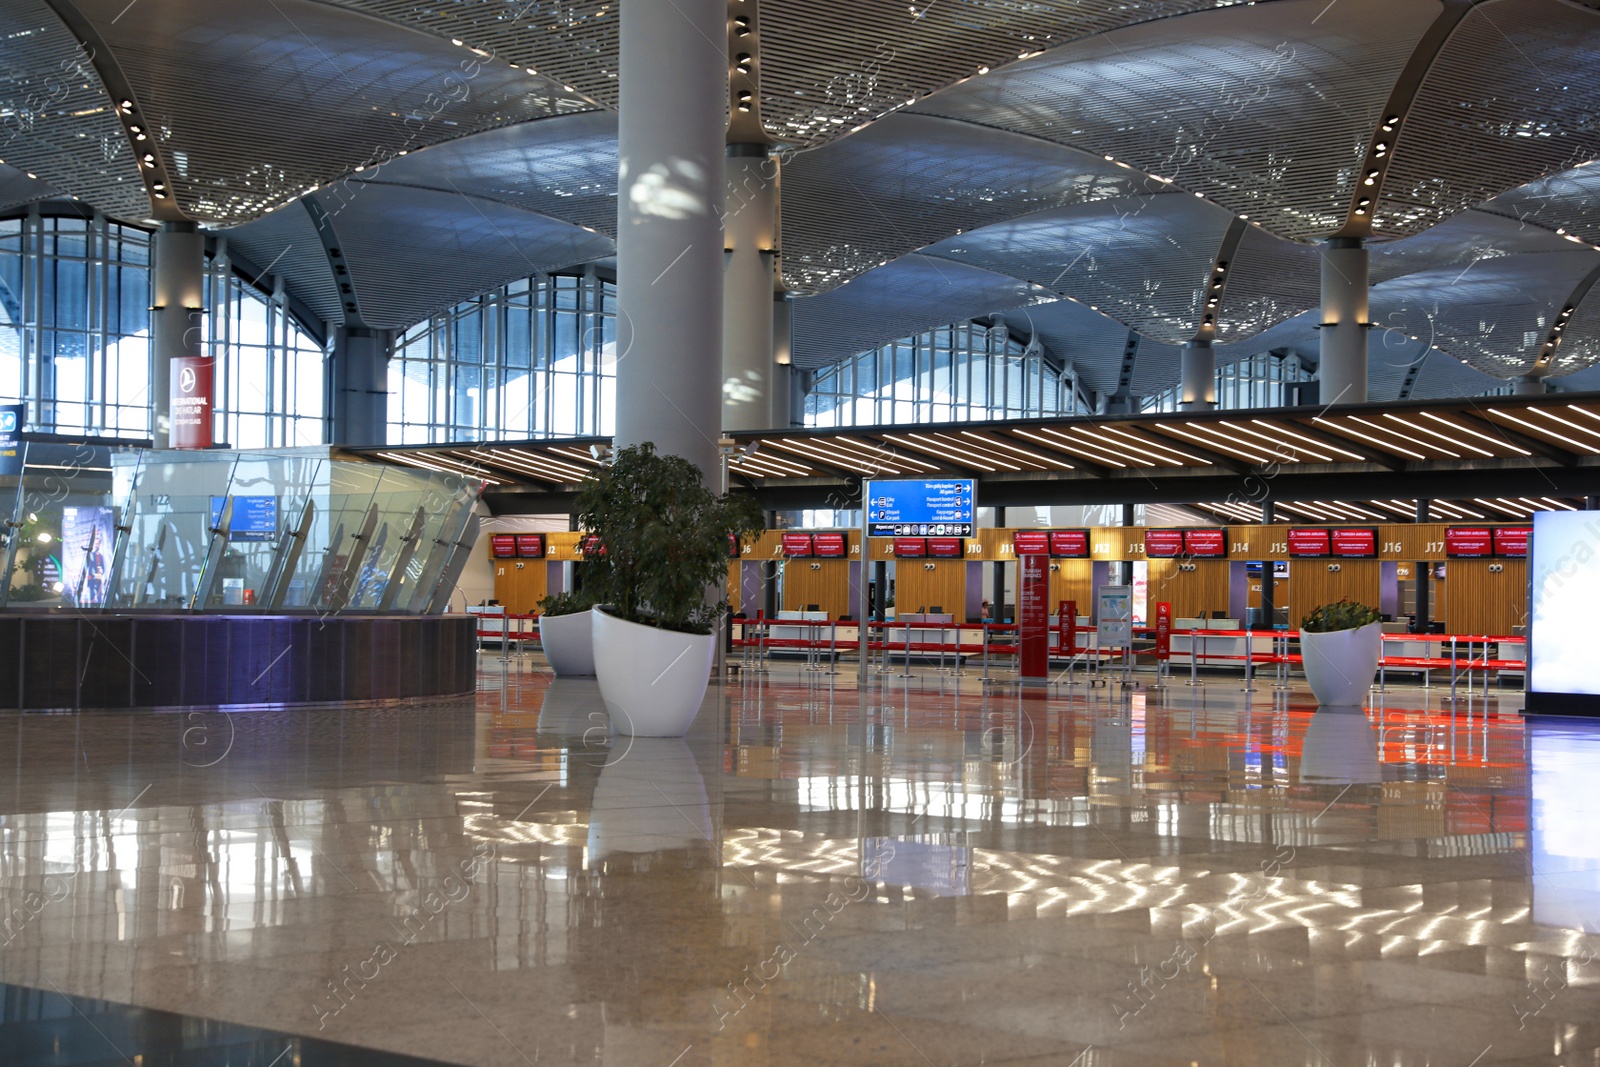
[1169,622,1272,669]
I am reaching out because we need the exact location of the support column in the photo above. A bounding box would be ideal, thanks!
[614,0,725,477]
[722,145,777,432]
[1259,497,1276,628]
[1319,236,1369,405]
[770,295,792,428]
[151,222,205,450]
[1414,498,1430,634]
[1179,339,1216,412]
[1514,374,1547,396]
[328,327,393,446]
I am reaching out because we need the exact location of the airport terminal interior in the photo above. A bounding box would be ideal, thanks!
[4,0,1600,1064]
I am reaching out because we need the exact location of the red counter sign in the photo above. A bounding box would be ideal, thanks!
[489,534,517,558]
[1019,552,1048,679]
[170,355,215,450]
[1145,530,1185,558]
[1493,526,1531,558]
[1013,530,1049,555]
[1183,529,1227,558]
[893,537,927,558]
[516,534,546,558]
[1330,528,1377,558]
[1445,527,1493,558]
[928,537,964,558]
[1049,530,1090,558]
[781,532,814,557]
[1288,528,1331,557]
[1155,601,1172,659]
[812,532,847,558]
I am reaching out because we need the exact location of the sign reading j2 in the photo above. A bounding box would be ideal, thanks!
[864,478,975,537]
[209,496,278,542]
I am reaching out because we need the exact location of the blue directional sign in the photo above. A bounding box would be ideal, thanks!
[209,495,278,542]
[864,478,975,537]
[0,403,22,478]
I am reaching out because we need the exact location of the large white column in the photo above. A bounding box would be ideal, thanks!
[1178,340,1215,412]
[770,295,792,427]
[614,0,726,478]
[151,222,204,449]
[1319,237,1369,405]
[329,327,393,446]
[722,147,777,431]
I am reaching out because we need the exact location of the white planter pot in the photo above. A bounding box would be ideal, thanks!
[592,607,714,736]
[1299,705,1381,784]
[539,610,595,676]
[535,676,606,735]
[1299,622,1382,707]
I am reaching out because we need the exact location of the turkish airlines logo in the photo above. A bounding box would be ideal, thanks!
[180,366,197,394]
[0,411,15,433]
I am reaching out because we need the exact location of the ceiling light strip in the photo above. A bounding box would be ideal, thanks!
[1416,411,1528,456]
[1098,426,1208,464]
[930,432,1047,470]
[1253,420,1369,462]
[1312,417,1427,461]
[1487,408,1593,452]
[1155,424,1272,465]
[1071,427,1183,467]
[1344,415,1455,458]
[959,431,1074,470]
[882,434,1000,472]
[1381,414,1492,458]
[1011,428,1127,469]
[1224,422,1334,462]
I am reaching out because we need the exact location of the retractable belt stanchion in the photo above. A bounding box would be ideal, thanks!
[825,618,839,676]
[1242,629,1255,693]
[1188,630,1200,687]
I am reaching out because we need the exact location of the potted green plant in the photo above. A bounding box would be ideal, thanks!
[579,443,763,736]
[537,587,598,677]
[1299,599,1382,706]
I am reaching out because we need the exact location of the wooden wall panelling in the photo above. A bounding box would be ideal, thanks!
[1147,560,1232,620]
[1048,559,1095,616]
[491,560,548,614]
[1443,560,1528,635]
[780,560,852,619]
[892,560,966,617]
[1287,559,1381,628]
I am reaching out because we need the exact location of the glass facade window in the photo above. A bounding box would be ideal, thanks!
[389,272,616,443]
[804,322,1088,428]
[1141,351,1309,413]
[0,210,325,444]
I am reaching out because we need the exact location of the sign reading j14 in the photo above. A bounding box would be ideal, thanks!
[865,479,975,537]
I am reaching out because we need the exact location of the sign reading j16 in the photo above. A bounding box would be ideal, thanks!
[865,479,975,537]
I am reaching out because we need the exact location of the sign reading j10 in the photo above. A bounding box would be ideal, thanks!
[865,479,975,537]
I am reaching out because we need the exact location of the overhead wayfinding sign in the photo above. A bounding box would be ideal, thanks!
[865,479,975,537]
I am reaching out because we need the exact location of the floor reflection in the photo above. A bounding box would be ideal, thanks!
[0,665,1592,1066]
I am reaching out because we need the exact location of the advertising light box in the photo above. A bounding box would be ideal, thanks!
[1013,530,1049,555]
[1287,528,1331,557]
[1145,530,1185,558]
[1529,511,1600,713]
[516,534,546,559]
[811,532,847,558]
[1049,530,1090,558]
[893,537,928,558]
[1330,528,1377,558]
[490,534,517,559]
[866,478,975,537]
[1446,527,1494,558]
[781,532,814,557]
[928,537,964,558]
[1494,526,1531,558]
[1183,529,1227,558]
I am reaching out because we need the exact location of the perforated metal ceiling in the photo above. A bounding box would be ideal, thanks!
[218,203,346,328]
[0,165,57,214]
[1375,0,1600,239]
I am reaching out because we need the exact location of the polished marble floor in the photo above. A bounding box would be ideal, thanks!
[1,656,1597,1066]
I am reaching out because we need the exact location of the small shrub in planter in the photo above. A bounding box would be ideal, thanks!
[1299,599,1383,706]
[1300,599,1381,633]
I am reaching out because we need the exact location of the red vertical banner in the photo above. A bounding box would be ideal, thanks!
[169,355,215,450]
[1155,601,1172,659]
[1020,552,1048,679]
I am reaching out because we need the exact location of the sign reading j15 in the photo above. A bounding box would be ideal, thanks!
[866,479,975,537]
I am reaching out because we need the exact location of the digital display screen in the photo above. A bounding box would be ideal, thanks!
[865,478,976,537]
[490,534,517,558]
[781,532,814,557]
[1183,529,1227,558]
[1287,528,1331,557]
[1050,530,1090,558]
[1528,511,1600,711]
[60,505,114,608]
[1013,530,1049,555]
[928,537,964,558]
[516,534,545,558]
[812,532,847,558]
[1446,527,1494,558]
[893,537,928,558]
[1494,526,1531,558]
[728,533,742,559]
[1144,530,1184,558]
[1330,528,1377,558]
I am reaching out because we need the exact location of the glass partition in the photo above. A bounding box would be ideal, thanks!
[2,439,121,609]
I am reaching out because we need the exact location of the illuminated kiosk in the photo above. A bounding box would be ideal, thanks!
[0,446,481,710]
[1527,510,1600,716]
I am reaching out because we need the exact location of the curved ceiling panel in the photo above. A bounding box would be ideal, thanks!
[1540,274,1600,379]
[1376,0,1600,238]
[1370,250,1600,378]
[1013,296,1183,398]
[0,0,147,218]
[220,203,345,329]
[779,113,1148,295]
[791,254,1050,368]
[352,112,618,236]
[1477,164,1600,252]
[69,0,588,225]
[909,0,1436,243]
[1369,207,1576,284]
[1212,227,1320,345]
[312,184,614,330]
[922,194,1231,345]
[0,165,59,213]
